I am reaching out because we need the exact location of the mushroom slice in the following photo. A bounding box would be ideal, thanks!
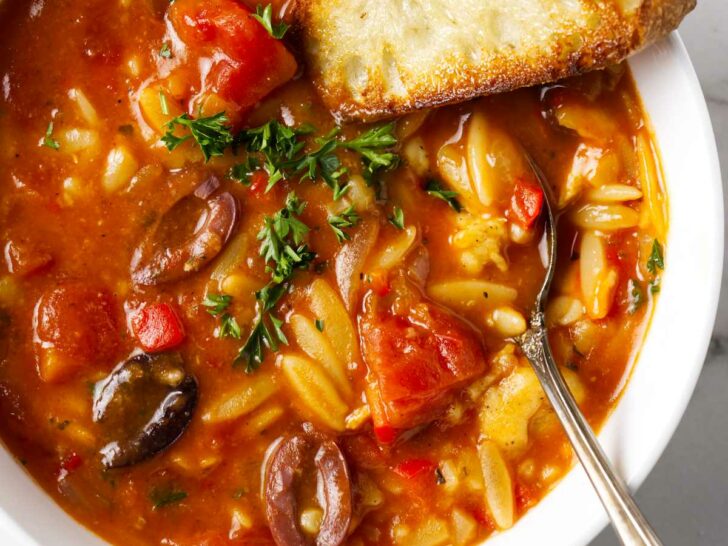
[131,176,239,285]
[93,352,197,468]
[264,431,352,546]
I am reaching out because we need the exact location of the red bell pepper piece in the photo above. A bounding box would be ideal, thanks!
[393,458,436,479]
[131,303,186,353]
[509,178,544,228]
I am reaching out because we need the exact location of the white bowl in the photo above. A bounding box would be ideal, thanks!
[0,32,722,546]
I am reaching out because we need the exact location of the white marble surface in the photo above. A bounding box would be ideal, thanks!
[592,2,728,545]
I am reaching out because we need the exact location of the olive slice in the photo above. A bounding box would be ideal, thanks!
[131,176,239,285]
[93,352,197,468]
[264,431,352,546]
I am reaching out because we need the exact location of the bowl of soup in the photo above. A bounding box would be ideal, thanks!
[0,1,722,545]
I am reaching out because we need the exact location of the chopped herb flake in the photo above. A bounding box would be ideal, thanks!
[388,206,405,230]
[149,487,187,509]
[315,319,325,332]
[646,239,664,274]
[237,193,315,372]
[252,4,289,39]
[203,293,233,316]
[328,205,360,242]
[162,112,233,162]
[42,121,60,150]
[425,179,461,212]
[627,279,644,314]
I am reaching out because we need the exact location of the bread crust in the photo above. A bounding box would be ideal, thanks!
[295,0,695,122]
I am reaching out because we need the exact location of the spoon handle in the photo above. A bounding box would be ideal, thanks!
[518,313,663,546]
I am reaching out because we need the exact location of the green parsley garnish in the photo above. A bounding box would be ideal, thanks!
[315,319,325,332]
[219,313,242,339]
[425,179,462,212]
[341,123,399,182]
[228,156,260,186]
[627,279,644,315]
[159,42,172,59]
[252,4,289,39]
[236,121,398,197]
[204,294,241,339]
[328,205,360,242]
[237,193,315,372]
[42,121,60,150]
[149,487,187,509]
[646,239,664,274]
[649,278,661,294]
[203,293,232,316]
[162,112,233,162]
[389,206,405,230]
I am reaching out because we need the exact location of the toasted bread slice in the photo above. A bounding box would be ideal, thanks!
[295,0,695,122]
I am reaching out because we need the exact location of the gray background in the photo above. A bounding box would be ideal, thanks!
[592,2,728,545]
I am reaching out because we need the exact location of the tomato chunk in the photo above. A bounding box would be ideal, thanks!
[359,292,487,441]
[131,303,186,352]
[33,283,119,383]
[509,178,544,228]
[169,0,297,113]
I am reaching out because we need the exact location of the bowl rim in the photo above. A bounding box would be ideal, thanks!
[0,31,723,546]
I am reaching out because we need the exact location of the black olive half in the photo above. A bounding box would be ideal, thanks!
[263,430,352,546]
[131,176,239,285]
[93,352,197,469]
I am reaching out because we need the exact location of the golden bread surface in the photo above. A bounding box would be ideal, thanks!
[296,0,695,121]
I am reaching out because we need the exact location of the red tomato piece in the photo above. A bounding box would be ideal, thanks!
[131,303,186,353]
[33,283,119,383]
[393,458,435,480]
[509,178,544,228]
[60,452,83,472]
[359,294,487,440]
[169,0,297,112]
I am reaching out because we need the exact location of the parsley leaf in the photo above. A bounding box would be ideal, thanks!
[162,112,233,162]
[237,194,315,372]
[328,205,360,242]
[237,120,308,190]
[425,179,462,212]
[252,4,289,39]
[159,42,172,59]
[219,313,242,339]
[149,487,187,509]
[203,293,232,316]
[258,193,314,283]
[646,239,664,274]
[228,156,260,186]
[389,206,405,230]
[341,123,399,182]
[42,121,60,150]
[627,279,644,315]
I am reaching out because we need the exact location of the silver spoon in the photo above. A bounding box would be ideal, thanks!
[516,158,663,546]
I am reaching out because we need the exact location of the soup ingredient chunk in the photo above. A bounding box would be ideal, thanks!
[264,430,352,546]
[168,0,297,117]
[131,303,186,353]
[33,283,119,383]
[131,176,239,285]
[359,288,487,442]
[93,352,198,468]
